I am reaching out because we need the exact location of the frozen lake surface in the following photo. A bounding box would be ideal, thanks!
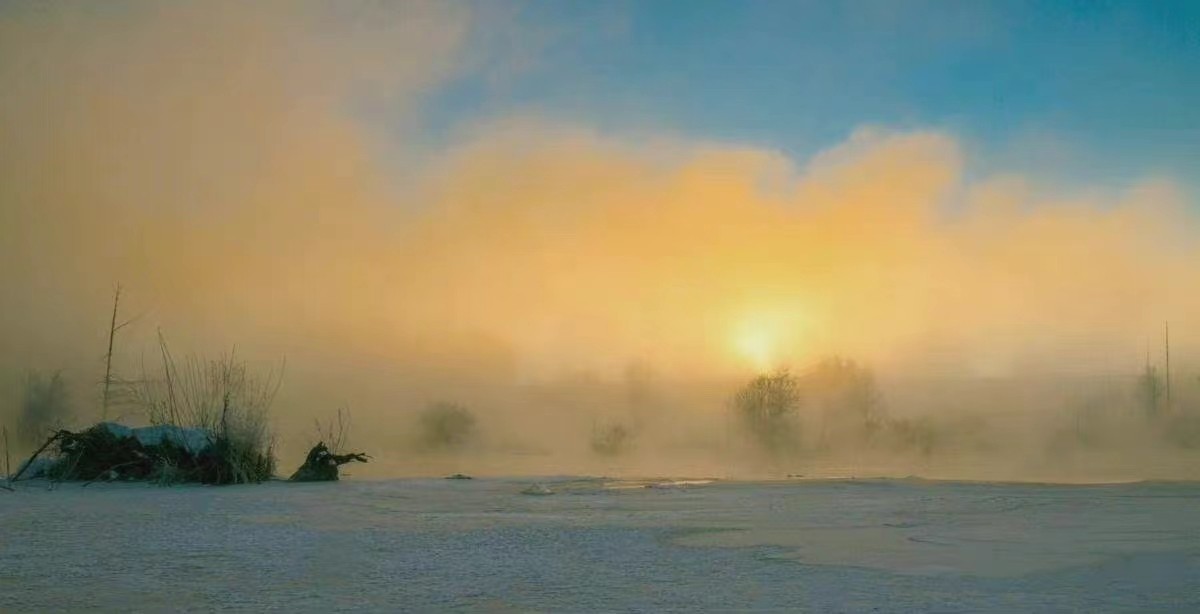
[2,477,1199,611]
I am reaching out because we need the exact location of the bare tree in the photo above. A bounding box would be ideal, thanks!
[101,283,141,421]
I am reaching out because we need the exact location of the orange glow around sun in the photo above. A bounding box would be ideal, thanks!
[730,308,814,372]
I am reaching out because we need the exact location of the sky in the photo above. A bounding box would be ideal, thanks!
[417,0,1200,190]
[2,1,1200,477]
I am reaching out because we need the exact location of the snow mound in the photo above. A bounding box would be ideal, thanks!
[520,483,554,496]
[98,422,212,453]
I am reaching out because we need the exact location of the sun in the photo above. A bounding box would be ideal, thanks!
[732,324,777,371]
[729,307,813,371]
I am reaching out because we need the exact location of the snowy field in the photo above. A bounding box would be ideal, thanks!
[2,477,1198,611]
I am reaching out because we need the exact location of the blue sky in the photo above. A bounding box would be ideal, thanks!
[419,0,1199,190]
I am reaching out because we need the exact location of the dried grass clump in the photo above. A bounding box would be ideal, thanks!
[123,334,280,484]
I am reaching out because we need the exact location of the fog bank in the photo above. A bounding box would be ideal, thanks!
[3,2,1199,480]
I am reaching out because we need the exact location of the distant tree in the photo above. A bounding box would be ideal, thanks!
[590,421,634,456]
[802,356,884,437]
[884,416,941,456]
[417,402,477,450]
[17,370,72,446]
[733,370,802,453]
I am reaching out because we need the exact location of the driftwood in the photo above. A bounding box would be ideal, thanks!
[288,442,369,482]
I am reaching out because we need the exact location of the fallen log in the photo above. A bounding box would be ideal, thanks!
[10,430,68,483]
[288,442,369,482]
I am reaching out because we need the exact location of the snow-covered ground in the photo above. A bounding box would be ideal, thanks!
[2,477,1197,611]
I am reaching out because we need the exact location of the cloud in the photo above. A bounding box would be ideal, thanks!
[395,123,1198,378]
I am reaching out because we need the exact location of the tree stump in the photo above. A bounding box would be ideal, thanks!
[288,442,369,481]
